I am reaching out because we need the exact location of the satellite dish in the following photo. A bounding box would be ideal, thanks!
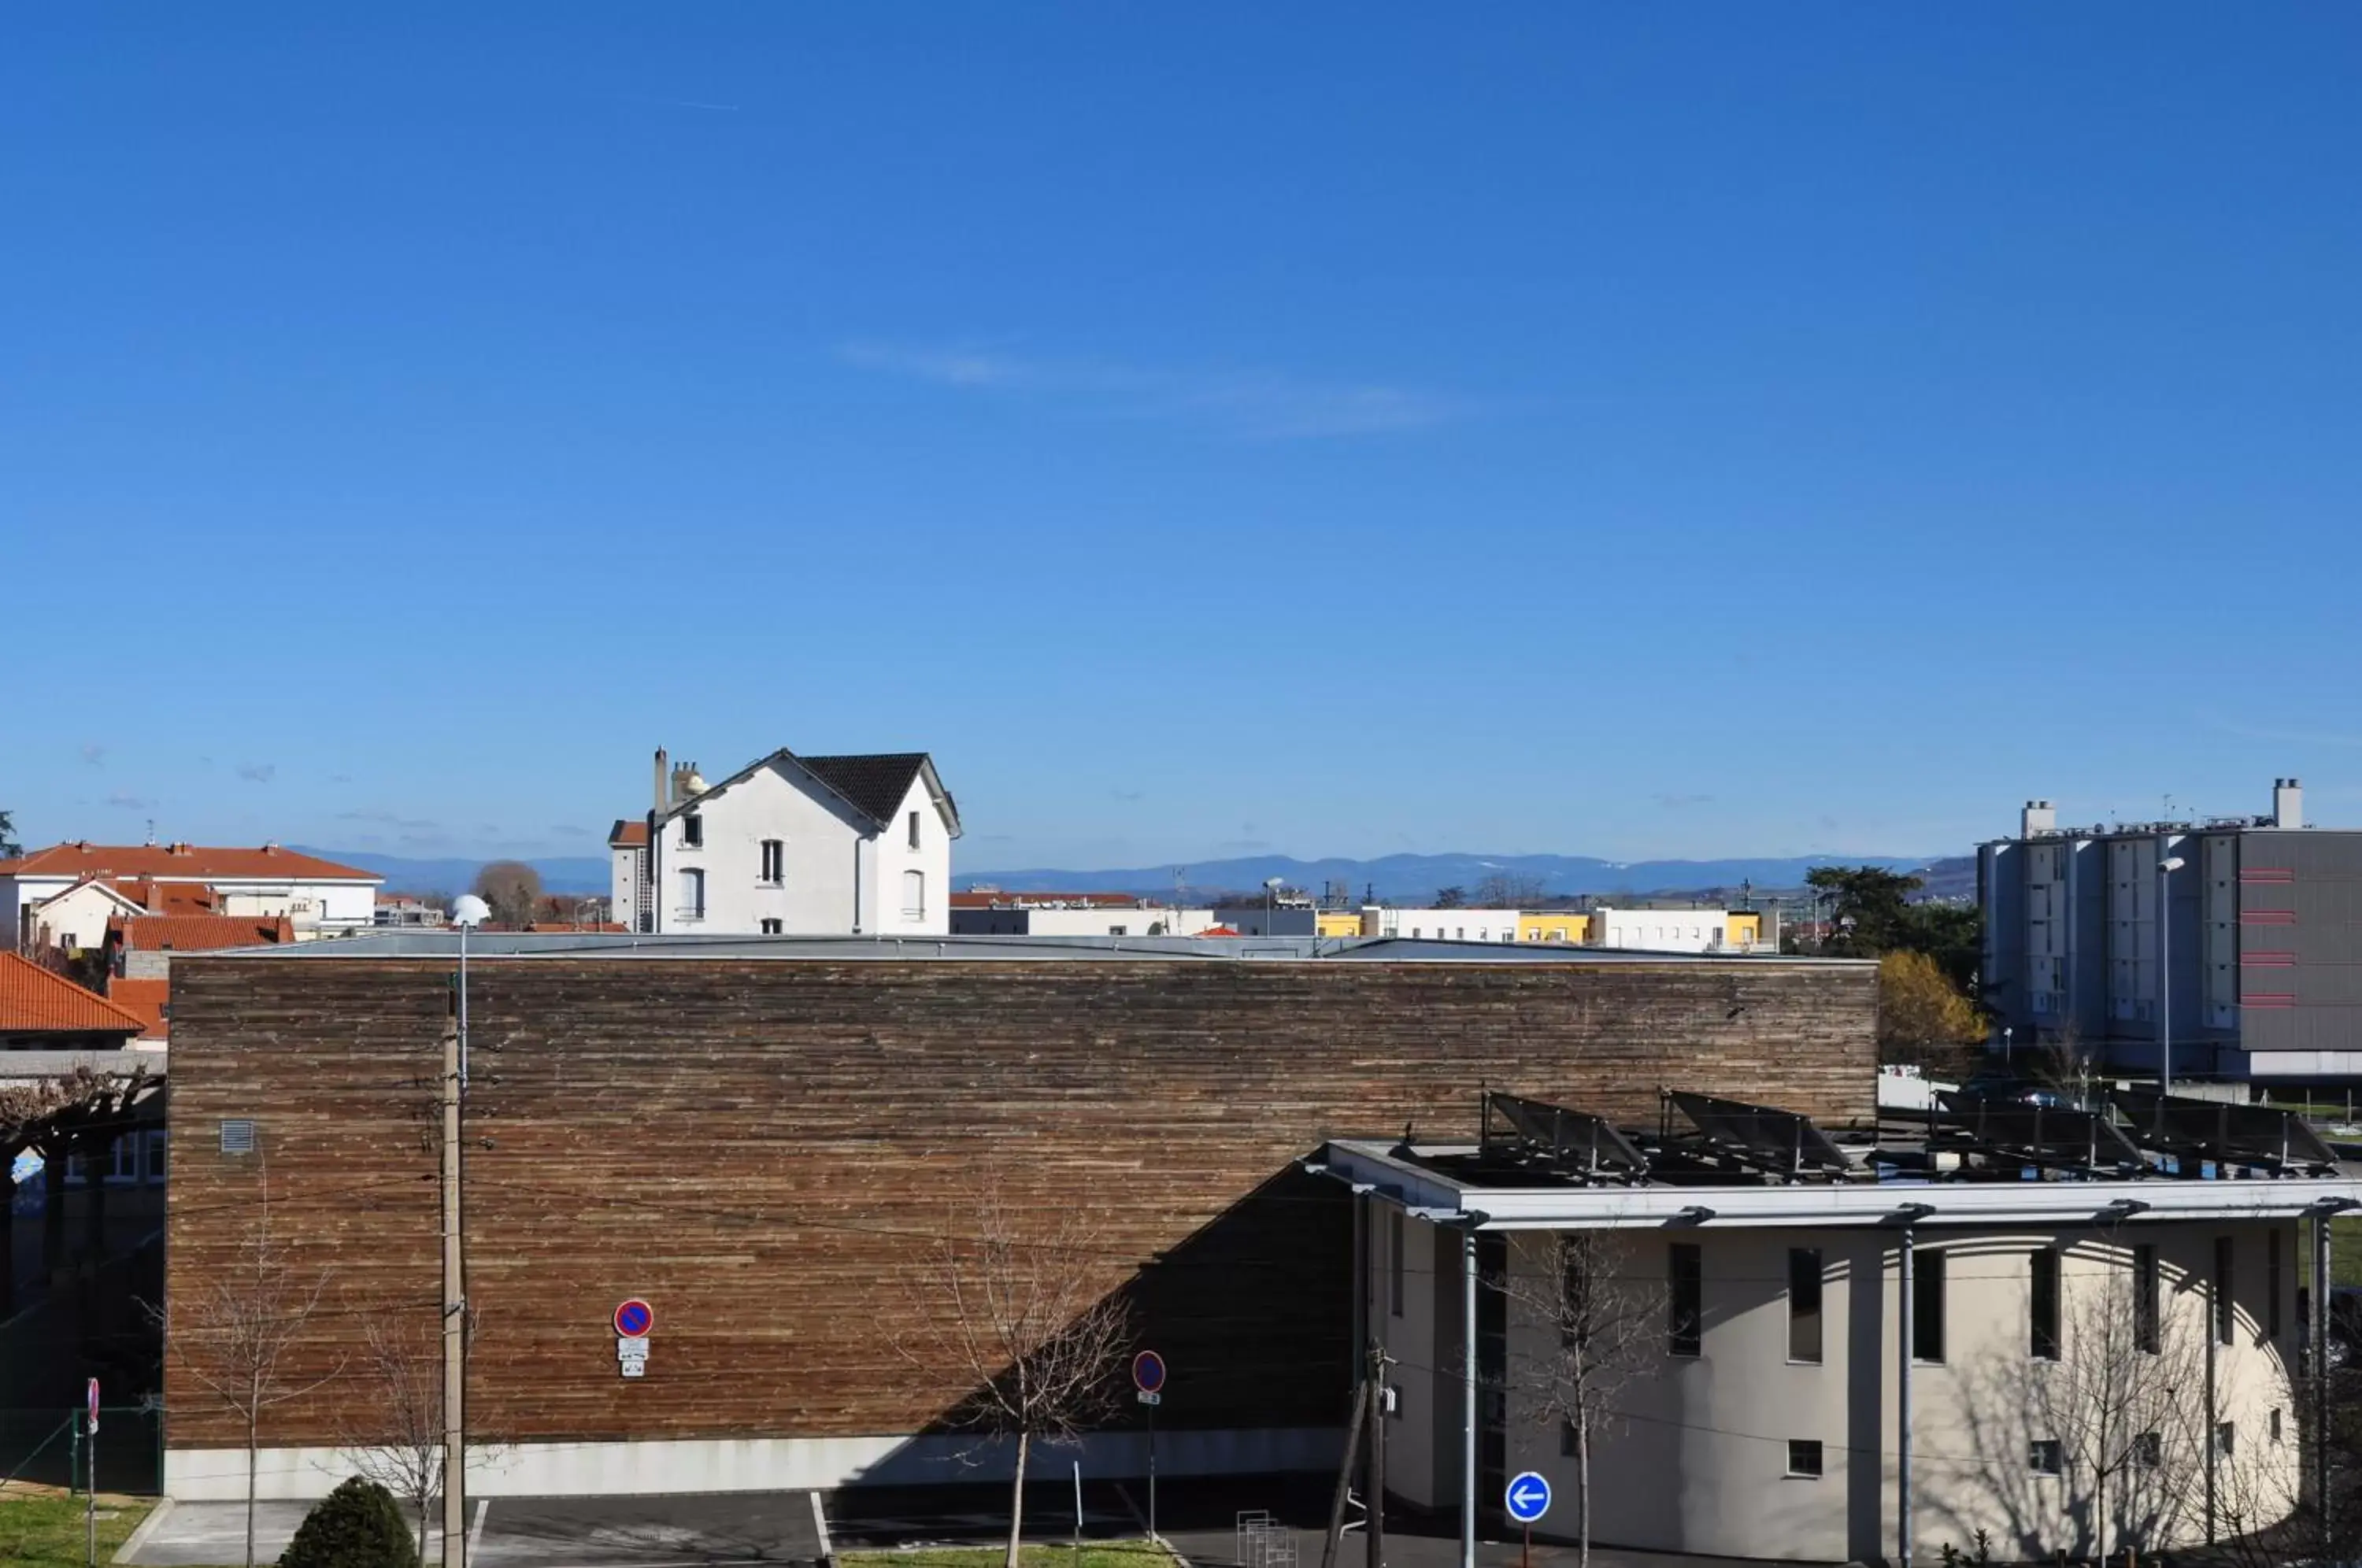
[452,895,492,928]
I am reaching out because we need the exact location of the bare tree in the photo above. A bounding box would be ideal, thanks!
[154,1164,345,1568]
[1474,873,1546,909]
[338,1303,447,1559]
[471,860,543,927]
[1498,1232,1664,1568]
[0,1071,108,1319]
[2023,1237,2208,1562]
[895,1180,1135,1568]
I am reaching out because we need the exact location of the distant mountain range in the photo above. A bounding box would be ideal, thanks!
[302,845,1976,907]
[297,848,612,896]
[957,851,1950,904]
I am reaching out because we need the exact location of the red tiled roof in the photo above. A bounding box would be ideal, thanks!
[114,878,220,914]
[109,915,297,952]
[0,952,146,1035]
[1198,925,1241,937]
[107,978,172,1041]
[609,820,649,848]
[0,842,379,882]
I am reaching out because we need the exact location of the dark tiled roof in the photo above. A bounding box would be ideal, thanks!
[798,753,930,827]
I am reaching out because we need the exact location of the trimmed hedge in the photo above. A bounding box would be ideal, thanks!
[280,1476,418,1568]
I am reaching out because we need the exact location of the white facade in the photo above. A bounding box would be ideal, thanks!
[613,750,959,937]
[20,880,145,949]
[1587,904,1757,952]
[1019,905,1219,937]
[1364,908,1522,943]
[3,859,379,945]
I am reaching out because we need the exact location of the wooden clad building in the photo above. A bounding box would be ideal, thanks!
[161,935,1877,1499]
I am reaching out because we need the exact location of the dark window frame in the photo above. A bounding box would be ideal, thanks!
[2135,1244,2160,1354]
[1786,1439,1823,1479]
[1668,1243,1703,1357]
[1788,1248,1823,1364]
[2216,1236,2236,1346]
[1913,1248,1946,1364]
[2031,1248,2061,1360]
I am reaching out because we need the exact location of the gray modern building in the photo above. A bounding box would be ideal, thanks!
[1981,777,2362,1083]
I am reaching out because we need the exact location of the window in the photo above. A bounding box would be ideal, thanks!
[2135,1244,2160,1353]
[108,1137,140,1182]
[2270,1228,2284,1339]
[219,1119,257,1156]
[2271,1407,2284,1444]
[908,810,921,850]
[759,839,785,884]
[682,813,704,849]
[1560,1238,1590,1348]
[1788,1248,1823,1364]
[1786,1440,1823,1479]
[1668,1244,1702,1357]
[146,1130,167,1182]
[1388,1209,1405,1318]
[1455,927,1464,941]
[2216,1422,2236,1459]
[2031,1248,2061,1360]
[2030,1440,2064,1476]
[759,919,783,935]
[2216,1236,2236,1345]
[1109,925,1128,937]
[2134,1430,2163,1469]
[1411,927,1421,939]
[901,869,925,920]
[1913,1248,1946,1363]
[678,867,705,920]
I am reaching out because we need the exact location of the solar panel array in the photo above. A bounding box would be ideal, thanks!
[1935,1090,2147,1174]
[2112,1089,2340,1174]
[1481,1092,1652,1182]
[1666,1090,1855,1176]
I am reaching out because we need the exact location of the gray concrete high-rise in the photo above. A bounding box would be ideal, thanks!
[1981,777,2362,1084]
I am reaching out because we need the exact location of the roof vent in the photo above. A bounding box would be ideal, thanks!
[218,1119,257,1156]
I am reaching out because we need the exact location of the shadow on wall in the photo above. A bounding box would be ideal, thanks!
[844,1163,1357,1488]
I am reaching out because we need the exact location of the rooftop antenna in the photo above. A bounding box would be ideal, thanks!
[145,819,157,847]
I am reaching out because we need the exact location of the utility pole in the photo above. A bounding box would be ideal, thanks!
[1368,1343,1390,1568]
[442,1009,465,1568]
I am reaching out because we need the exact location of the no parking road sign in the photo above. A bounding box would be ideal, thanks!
[615,1299,653,1378]
[1504,1470,1551,1525]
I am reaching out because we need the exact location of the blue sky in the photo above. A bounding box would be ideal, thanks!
[8,5,2362,871]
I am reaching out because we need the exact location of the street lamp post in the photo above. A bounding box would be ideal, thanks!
[443,895,490,1568]
[2158,855,2186,1094]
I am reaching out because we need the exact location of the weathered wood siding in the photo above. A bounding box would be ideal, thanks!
[164,956,1875,1450]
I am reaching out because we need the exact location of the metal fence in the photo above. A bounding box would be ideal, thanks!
[0,1405,163,1496]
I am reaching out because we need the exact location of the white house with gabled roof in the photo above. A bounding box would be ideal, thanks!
[609,746,961,937]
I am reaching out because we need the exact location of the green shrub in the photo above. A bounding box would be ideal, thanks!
[280,1476,417,1568]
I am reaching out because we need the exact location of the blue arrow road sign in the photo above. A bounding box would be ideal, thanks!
[1504,1471,1552,1525]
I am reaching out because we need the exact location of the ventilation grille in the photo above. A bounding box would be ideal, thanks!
[218,1119,257,1156]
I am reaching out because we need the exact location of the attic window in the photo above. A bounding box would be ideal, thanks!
[908,810,921,850]
[682,814,704,849]
[219,1119,257,1156]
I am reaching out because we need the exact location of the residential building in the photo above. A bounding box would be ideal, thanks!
[0,842,380,947]
[1517,909,1592,944]
[161,931,1875,1502]
[108,915,299,981]
[609,746,960,936]
[949,892,1219,937]
[0,952,145,1051]
[1979,777,2362,1082]
[1585,904,1775,952]
[372,893,447,928]
[1362,907,1525,943]
[1339,1088,2342,1561]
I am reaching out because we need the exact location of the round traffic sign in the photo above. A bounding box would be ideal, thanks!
[614,1298,653,1337]
[1131,1350,1167,1394]
[1504,1470,1552,1525]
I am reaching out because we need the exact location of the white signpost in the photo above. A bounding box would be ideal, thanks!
[614,1300,653,1378]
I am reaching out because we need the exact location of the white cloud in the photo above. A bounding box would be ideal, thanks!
[837,341,1465,440]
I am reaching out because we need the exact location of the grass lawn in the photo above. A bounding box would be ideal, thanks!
[0,1490,154,1568]
[844,1545,1170,1568]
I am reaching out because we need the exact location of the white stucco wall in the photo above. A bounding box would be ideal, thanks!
[212,878,377,934]
[24,881,137,949]
[1368,908,1522,942]
[864,772,952,937]
[1588,907,1741,952]
[1379,1217,2302,1562]
[660,764,868,934]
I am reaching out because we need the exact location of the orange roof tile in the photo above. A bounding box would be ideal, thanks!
[0,952,146,1035]
[0,842,379,882]
[109,915,297,952]
[609,820,649,849]
[115,878,220,914]
[107,978,172,1041]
